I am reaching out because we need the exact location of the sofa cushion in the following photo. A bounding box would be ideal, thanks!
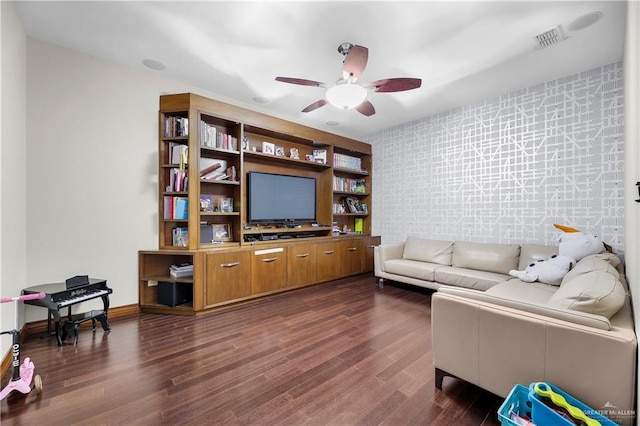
[384,259,442,282]
[435,266,510,291]
[549,255,626,318]
[518,244,558,271]
[486,279,557,304]
[402,237,453,265]
[452,241,520,275]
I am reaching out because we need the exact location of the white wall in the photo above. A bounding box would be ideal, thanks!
[623,2,640,417]
[367,62,625,257]
[1,2,27,358]
[23,39,233,322]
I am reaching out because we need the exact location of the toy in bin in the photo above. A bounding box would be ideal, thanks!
[0,292,46,400]
[498,384,535,425]
[529,382,618,426]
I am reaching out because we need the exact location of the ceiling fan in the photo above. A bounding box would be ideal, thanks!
[275,42,422,117]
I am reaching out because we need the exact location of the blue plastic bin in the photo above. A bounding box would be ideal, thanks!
[528,382,618,425]
[498,384,534,426]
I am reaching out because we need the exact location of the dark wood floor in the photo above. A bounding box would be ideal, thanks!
[1,274,504,425]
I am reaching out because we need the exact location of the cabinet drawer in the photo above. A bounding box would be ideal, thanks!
[204,251,251,307]
[251,247,287,294]
[287,244,317,287]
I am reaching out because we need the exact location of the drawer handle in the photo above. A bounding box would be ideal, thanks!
[296,253,310,258]
[261,257,278,262]
[323,250,335,255]
[221,262,240,268]
[347,247,357,251]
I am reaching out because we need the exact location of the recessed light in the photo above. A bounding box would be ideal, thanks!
[567,11,603,32]
[326,121,339,127]
[142,59,166,71]
[253,96,269,104]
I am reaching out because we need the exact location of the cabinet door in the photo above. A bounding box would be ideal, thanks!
[341,240,363,276]
[362,236,381,272]
[316,241,342,282]
[204,251,251,307]
[251,247,287,294]
[287,243,317,287]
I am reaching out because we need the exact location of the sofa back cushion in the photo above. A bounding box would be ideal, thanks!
[452,241,520,275]
[402,237,453,265]
[518,244,558,271]
[548,254,626,318]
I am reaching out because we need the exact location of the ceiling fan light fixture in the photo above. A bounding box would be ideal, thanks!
[326,81,367,110]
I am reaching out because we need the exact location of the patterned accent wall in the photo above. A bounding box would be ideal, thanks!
[366,62,625,255]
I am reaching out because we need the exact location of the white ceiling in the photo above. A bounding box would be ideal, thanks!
[15,1,626,140]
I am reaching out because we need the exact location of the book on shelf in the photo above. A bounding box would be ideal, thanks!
[172,227,188,247]
[333,153,362,171]
[164,196,189,219]
[200,121,217,148]
[199,158,227,180]
[332,176,366,193]
[354,218,364,234]
[170,262,193,278]
[164,116,188,137]
[170,143,188,165]
[344,197,366,214]
[167,168,188,192]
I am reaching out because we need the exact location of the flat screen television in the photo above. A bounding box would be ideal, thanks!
[247,172,316,224]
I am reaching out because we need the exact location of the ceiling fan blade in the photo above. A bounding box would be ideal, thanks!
[364,78,422,93]
[275,77,324,87]
[342,45,368,81]
[355,100,375,117]
[302,99,328,113]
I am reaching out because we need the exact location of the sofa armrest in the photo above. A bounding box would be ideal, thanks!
[432,290,637,421]
[436,287,612,330]
[374,242,404,275]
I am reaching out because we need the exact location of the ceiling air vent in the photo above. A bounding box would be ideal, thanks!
[534,25,566,49]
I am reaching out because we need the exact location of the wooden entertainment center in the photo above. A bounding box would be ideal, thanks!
[139,93,379,315]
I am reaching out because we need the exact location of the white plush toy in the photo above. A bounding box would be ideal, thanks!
[508,224,607,286]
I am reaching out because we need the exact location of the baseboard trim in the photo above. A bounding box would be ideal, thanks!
[1,304,140,377]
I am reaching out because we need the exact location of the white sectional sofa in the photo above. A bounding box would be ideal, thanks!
[374,236,637,425]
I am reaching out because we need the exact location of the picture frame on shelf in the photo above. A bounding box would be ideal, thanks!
[211,223,232,241]
[275,145,285,156]
[313,149,327,164]
[290,148,299,159]
[262,141,275,155]
[199,195,213,212]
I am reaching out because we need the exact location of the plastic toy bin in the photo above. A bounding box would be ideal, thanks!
[498,384,533,425]
[528,382,618,426]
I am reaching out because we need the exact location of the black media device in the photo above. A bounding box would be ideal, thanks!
[247,172,316,225]
[158,281,193,307]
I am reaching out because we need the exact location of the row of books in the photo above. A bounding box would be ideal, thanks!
[172,227,188,247]
[165,116,188,138]
[333,153,362,171]
[167,168,188,192]
[164,196,188,220]
[333,177,366,193]
[200,121,238,151]
[170,262,193,278]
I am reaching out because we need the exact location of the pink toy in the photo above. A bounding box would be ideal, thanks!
[0,292,46,400]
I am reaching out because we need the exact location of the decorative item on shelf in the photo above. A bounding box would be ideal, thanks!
[332,221,340,236]
[313,149,327,164]
[262,141,275,155]
[354,218,364,234]
[275,146,285,156]
[200,195,213,212]
[344,197,366,214]
[242,135,249,151]
[220,197,234,213]
[211,223,232,242]
[290,148,299,159]
[172,227,188,247]
[305,154,314,161]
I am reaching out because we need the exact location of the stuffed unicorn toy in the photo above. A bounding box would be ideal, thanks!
[508,224,607,286]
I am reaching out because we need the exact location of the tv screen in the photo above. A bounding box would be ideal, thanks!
[247,172,316,223]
